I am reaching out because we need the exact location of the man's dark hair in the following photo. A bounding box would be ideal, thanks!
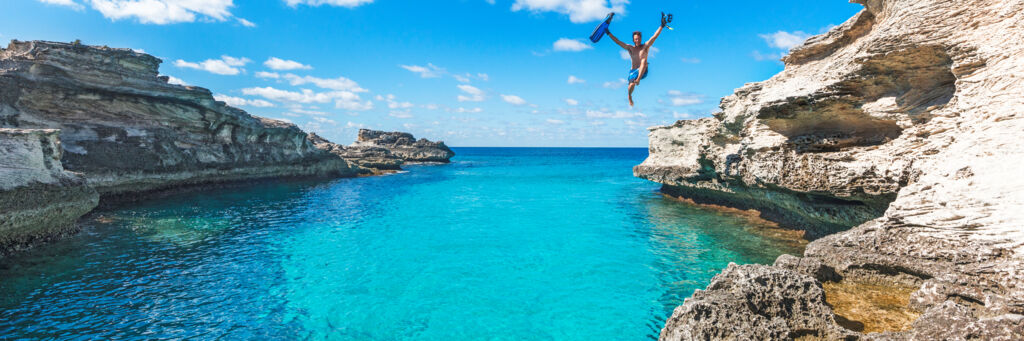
[633,31,642,39]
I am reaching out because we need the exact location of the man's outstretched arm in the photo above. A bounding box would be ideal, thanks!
[607,31,630,49]
[645,25,664,47]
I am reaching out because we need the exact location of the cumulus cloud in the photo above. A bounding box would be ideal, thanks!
[241,87,372,111]
[552,38,592,52]
[163,75,189,86]
[663,90,703,106]
[564,98,579,106]
[286,0,374,8]
[501,94,527,105]
[174,55,250,75]
[78,0,236,25]
[567,75,585,84]
[264,57,312,70]
[454,107,483,113]
[400,63,444,78]
[511,0,628,23]
[759,30,812,50]
[457,85,485,102]
[255,71,280,79]
[283,74,367,92]
[214,94,275,108]
[237,18,256,27]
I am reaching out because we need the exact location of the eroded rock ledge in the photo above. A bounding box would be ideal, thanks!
[0,40,453,255]
[636,0,1024,339]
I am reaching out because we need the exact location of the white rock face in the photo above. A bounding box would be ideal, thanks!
[637,0,1024,338]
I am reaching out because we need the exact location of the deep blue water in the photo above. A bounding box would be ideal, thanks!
[0,148,804,340]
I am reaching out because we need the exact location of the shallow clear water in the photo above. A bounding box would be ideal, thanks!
[0,148,804,340]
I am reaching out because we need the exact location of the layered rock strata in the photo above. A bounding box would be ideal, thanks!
[0,129,98,255]
[636,0,1024,339]
[0,40,360,198]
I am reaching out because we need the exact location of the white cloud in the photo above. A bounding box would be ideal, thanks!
[602,78,627,89]
[457,84,485,102]
[237,17,256,27]
[38,0,84,10]
[585,109,645,118]
[174,55,250,75]
[567,75,585,84]
[264,57,312,70]
[241,86,373,111]
[759,30,812,50]
[564,98,579,106]
[400,63,444,78]
[511,0,628,23]
[664,90,703,106]
[552,38,592,52]
[454,74,471,83]
[501,94,527,105]
[255,71,280,79]
[87,0,235,25]
[546,119,565,125]
[380,94,414,109]
[477,73,490,81]
[163,75,189,86]
[346,121,365,128]
[215,94,275,108]
[283,74,366,92]
[387,111,411,118]
[455,107,483,113]
[286,0,374,8]
[673,111,692,119]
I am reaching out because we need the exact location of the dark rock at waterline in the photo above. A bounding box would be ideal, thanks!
[0,129,99,255]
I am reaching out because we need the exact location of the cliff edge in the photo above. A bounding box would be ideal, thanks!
[636,0,1024,338]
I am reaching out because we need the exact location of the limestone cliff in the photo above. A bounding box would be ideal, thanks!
[635,0,1024,338]
[0,40,360,197]
[0,129,98,255]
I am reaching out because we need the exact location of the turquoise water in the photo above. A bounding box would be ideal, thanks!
[0,148,804,340]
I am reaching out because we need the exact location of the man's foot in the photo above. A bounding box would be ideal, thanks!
[628,94,634,107]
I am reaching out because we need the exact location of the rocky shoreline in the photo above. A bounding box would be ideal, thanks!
[637,0,1023,339]
[0,40,452,255]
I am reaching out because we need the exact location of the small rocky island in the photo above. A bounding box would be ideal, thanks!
[0,40,452,255]
[637,0,1023,339]
[308,129,455,171]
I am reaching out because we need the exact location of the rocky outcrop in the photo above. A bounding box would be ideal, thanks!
[352,129,455,163]
[0,40,369,254]
[638,0,1024,339]
[0,40,361,197]
[307,132,404,171]
[0,129,98,255]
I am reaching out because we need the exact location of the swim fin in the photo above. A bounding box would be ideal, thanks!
[589,12,615,43]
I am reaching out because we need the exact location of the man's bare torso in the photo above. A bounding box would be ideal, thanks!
[627,44,649,69]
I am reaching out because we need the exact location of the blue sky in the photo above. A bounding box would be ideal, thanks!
[3,0,861,147]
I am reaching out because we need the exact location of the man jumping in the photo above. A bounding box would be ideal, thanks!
[606,14,668,106]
